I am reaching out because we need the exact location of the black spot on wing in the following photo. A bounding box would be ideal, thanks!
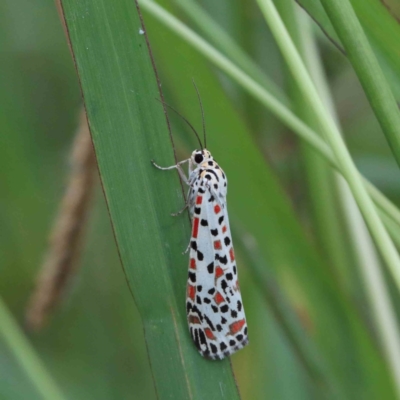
[194,329,201,350]
[199,329,206,345]
[201,219,208,226]
[211,229,218,236]
[218,216,224,225]
[208,288,215,295]
[188,271,196,283]
[191,241,197,251]
[208,195,215,202]
[207,262,214,273]
[194,207,201,215]
[197,251,204,261]
[220,305,229,313]
[237,300,242,311]
[221,280,228,291]
[226,273,233,281]
[215,254,227,265]
[196,295,202,305]
[205,315,215,331]
[224,237,231,246]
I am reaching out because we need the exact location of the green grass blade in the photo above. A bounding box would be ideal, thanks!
[277,0,354,284]
[297,0,400,99]
[257,0,400,393]
[0,297,67,400]
[59,0,241,398]
[319,0,400,169]
[172,0,288,105]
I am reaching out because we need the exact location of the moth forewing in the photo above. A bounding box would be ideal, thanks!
[154,148,248,360]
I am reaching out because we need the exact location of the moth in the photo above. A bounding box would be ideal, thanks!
[152,87,248,360]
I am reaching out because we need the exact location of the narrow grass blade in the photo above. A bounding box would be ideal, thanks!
[297,0,400,99]
[319,0,400,169]
[0,297,67,400]
[172,0,288,105]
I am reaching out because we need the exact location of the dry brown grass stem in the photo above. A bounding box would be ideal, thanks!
[26,110,96,331]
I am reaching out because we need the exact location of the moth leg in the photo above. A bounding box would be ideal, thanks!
[171,202,188,217]
[182,240,191,255]
[151,158,190,185]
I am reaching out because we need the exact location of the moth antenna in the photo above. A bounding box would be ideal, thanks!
[156,98,203,150]
[192,79,206,149]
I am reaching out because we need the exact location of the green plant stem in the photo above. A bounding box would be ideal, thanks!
[279,0,352,283]
[295,7,400,396]
[319,0,400,169]
[0,297,67,400]
[173,0,288,105]
[257,0,400,392]
[139,0,400,247]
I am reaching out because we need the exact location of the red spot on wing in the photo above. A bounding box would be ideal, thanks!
[192,218,199,238]
[229,247,235,262]
[214,204,221,214]
[215,266,224,279]
[188,315,201,324]
[214,240,222,250]
[204,328,216,340]
[190,258,196,269]
[214,292,225,304]
[229,319,246,334]
[222,225,227,233]
[196,196,203,205]
[187,285,196,300]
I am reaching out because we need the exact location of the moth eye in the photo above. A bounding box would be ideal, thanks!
[194,154,203,164]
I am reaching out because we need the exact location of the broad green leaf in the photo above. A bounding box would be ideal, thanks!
[59,0,240,398]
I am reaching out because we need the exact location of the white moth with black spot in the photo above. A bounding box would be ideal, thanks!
[153,148,248,360]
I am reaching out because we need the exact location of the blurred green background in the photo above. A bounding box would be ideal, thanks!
[1,0,400,399]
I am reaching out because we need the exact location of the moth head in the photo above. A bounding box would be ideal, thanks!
[191,149,212,165]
